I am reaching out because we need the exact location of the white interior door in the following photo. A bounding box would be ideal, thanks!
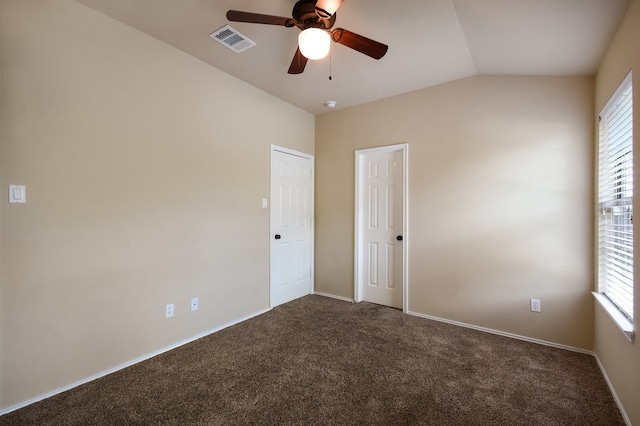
[270,148,313,307]
[355,146,407,309]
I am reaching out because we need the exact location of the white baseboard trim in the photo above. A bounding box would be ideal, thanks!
[406,310,593,355]
[0,307,272,416]
[313,291,354,303]
[594,354,632,426]
[5,302,628,424]
[410,310,630,423]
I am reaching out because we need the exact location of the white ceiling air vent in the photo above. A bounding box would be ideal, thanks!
[210,25,256,53]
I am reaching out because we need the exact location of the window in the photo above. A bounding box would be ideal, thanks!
[597,71,634,340]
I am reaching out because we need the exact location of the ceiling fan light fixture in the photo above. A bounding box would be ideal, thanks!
[315,0,344,18]
[298,28,330,60]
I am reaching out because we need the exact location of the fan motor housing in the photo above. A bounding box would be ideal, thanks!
[293,0,336,30]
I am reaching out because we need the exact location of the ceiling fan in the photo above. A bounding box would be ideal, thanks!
[226,0,388,74]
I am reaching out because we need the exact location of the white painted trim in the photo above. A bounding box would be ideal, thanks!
[0,307,271,416]
[410,309,631,423]
[354,143,409,311]
[313,291,355,303]
[271,145,313,160]
[406,310,593,355]
[402,145,409,313]
[270,145,315,308]
[599,70,633,117]
[594,354,632,426]
[592,292,635,342]
[4,303,627,423]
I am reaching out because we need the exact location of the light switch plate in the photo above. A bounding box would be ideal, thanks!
[9,185,26,203]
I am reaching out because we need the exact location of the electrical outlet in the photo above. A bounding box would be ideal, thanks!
[165,303,175,318]
[530,299,541,313]
[191,297,199,312]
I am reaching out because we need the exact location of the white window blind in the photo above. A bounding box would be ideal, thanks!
[598,72,633,322]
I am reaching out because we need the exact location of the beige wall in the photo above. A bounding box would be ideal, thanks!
[1,0,635,419]
[0,0,314,410]
[594,0,640,423]
[316,75,595,350]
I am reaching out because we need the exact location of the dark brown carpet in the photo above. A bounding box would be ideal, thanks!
[1,295,624,425]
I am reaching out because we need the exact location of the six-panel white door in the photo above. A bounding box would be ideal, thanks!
[270,149,313,307]
[360,150,404,308]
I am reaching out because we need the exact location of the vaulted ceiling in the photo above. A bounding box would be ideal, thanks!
[76,0,631,115]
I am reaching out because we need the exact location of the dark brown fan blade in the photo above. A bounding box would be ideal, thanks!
[331,28,388,60]
[288,47,308,74]
[227,10,295,27]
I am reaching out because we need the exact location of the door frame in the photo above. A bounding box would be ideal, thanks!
[270,145,315,309]
[354,143,409,312]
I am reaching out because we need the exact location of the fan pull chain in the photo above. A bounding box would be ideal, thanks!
[329,49,333,80]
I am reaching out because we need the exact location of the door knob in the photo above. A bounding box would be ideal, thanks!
[275,234,281,240]
[397,235,403,241]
